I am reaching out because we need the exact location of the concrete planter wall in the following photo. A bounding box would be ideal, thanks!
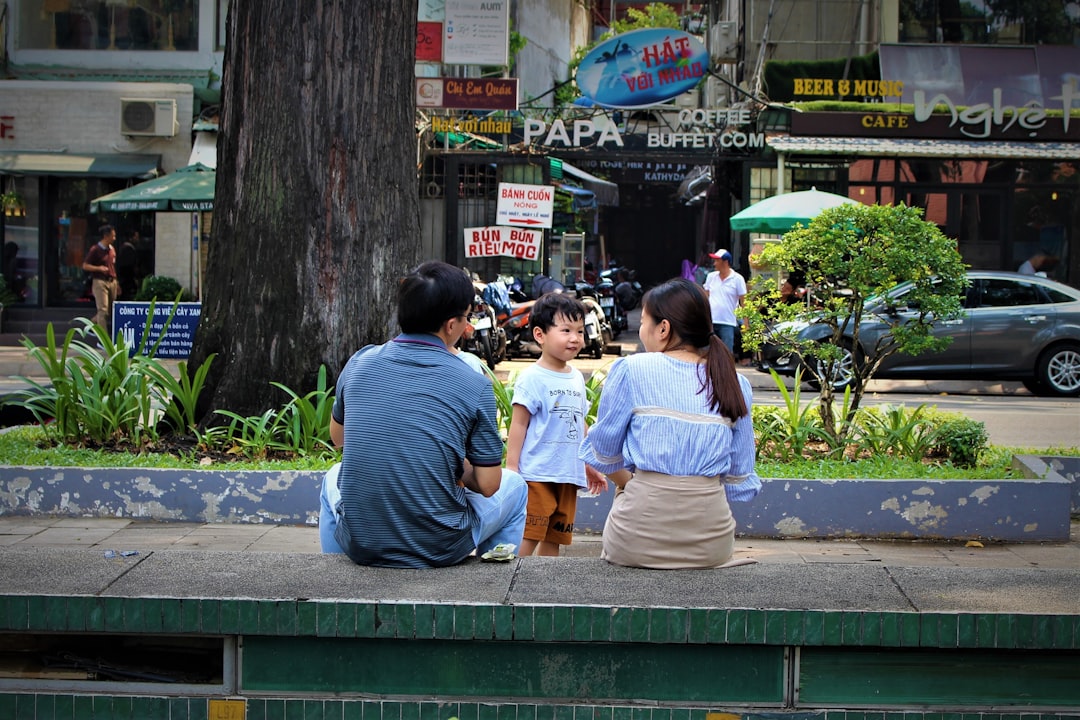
[1,455,1075,542]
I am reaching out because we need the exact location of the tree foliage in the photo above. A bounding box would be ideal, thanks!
[741,203,968,442]
[187,1,421,426]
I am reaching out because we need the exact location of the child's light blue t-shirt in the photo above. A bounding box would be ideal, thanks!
[512,364,588,487]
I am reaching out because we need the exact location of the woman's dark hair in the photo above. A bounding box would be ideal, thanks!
[642,277,747,420]
[398,261,474,334]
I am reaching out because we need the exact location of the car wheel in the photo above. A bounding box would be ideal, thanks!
[1035,343,1080,397]
[807,342,858,391]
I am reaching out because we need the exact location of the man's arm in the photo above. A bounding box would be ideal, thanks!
[330,418,344,448]
[459,460,502,497]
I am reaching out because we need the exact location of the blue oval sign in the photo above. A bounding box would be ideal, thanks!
[575,28,709,109]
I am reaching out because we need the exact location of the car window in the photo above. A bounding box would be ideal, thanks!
[974,279,1044,308]
[1043,287,1077,304]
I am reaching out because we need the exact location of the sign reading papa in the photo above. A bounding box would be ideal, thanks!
[575,28,709,109]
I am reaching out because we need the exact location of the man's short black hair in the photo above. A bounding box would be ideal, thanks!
[99,224,114,237]
[529,291,585,333]
[398,261,474,334]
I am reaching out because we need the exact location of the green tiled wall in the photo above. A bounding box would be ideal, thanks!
[240,637,785,703]
[3,597,1078,650]
[3,696,1080,720]
[799,647,1080,706]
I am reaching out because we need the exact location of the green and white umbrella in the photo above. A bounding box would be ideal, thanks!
[729,187,859,234]
[91,163,215,213]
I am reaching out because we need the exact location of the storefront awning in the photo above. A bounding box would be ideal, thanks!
[768,135,1080,160]
[0,152,161,178]
[560,161,620,207]
[554,182,598,211]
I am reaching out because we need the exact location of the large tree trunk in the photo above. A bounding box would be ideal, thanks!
[188,0,421,425]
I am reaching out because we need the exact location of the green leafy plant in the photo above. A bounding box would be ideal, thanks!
[740,203,969,445]
[854,403,939,461]
[136,275,194,302]
[10,317,175,447]
[932,416,989,467]
[754,367,832,461]
[268,365,335,456]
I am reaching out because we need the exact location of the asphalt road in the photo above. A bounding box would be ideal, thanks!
[494,309,1079,451]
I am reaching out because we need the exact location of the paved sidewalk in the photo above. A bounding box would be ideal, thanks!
[2,515,1078,568]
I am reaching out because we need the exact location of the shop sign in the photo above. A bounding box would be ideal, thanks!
[464,226,542,260]
[792,78,905,99]
[913,85,1080,139]
[575,28,709,108]
[443,0,509,66]
[495,182,554,228]
[113,302,201,360]
[522,107,763,151]
[416,78,518,110]
[416,21,443,62]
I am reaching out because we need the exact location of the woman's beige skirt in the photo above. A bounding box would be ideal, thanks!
[601,470,735,569]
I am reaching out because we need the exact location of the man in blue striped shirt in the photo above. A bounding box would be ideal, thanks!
[318,261,527,568]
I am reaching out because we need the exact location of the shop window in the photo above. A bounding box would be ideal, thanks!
[2,176,40,306]
[20,0,199,51]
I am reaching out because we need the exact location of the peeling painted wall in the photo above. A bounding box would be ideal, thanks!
[0,457,1074,542]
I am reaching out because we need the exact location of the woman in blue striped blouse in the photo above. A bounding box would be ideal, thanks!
[579,277,761,568]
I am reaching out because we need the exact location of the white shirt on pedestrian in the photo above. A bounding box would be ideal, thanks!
[703,270,747,326]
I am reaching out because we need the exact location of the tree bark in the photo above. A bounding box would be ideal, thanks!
[188,0,421,424]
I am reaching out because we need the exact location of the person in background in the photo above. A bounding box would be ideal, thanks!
[318,260,527,568]
[1018,252,1059,277]
[702,248,746,353]
[579,278,760,569]
[116,232,139,299]
[82,224,119,334]
[506,293,608,557]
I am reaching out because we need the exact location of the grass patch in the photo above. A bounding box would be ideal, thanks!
[3,425,1074,478]
[0,426,337,472]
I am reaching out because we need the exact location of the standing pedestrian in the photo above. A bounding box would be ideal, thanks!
[702,248,746,353]
[82,224,119,335]
[505,292,608,557]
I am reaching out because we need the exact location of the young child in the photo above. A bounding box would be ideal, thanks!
[506,292,608,556]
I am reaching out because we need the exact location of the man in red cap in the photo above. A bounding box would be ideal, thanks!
[702,248,746,353]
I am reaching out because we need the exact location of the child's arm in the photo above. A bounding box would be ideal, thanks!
[582,422,609,493]
[504,404,532,473]
[585,464,609,494]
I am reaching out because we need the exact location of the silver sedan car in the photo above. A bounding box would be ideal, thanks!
[758,271,1080,397]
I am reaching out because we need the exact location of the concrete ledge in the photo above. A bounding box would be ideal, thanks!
[577,473,1073,542]
[1,462,1073,542]
[2,547,1079,619]
[1013,454,1080,516]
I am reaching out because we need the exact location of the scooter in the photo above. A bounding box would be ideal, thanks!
[498,299,541,358]
[594,274,627,337]
[461,282,506,369]
[574,282,612,359]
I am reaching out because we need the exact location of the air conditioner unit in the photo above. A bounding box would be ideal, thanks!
[710,21,738,64]
[120,98,177,137]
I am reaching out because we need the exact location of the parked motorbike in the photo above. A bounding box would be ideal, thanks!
[601,266,643,311]
[594,274,627,338]
[574,282,612,359]
[460,282,506,369]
